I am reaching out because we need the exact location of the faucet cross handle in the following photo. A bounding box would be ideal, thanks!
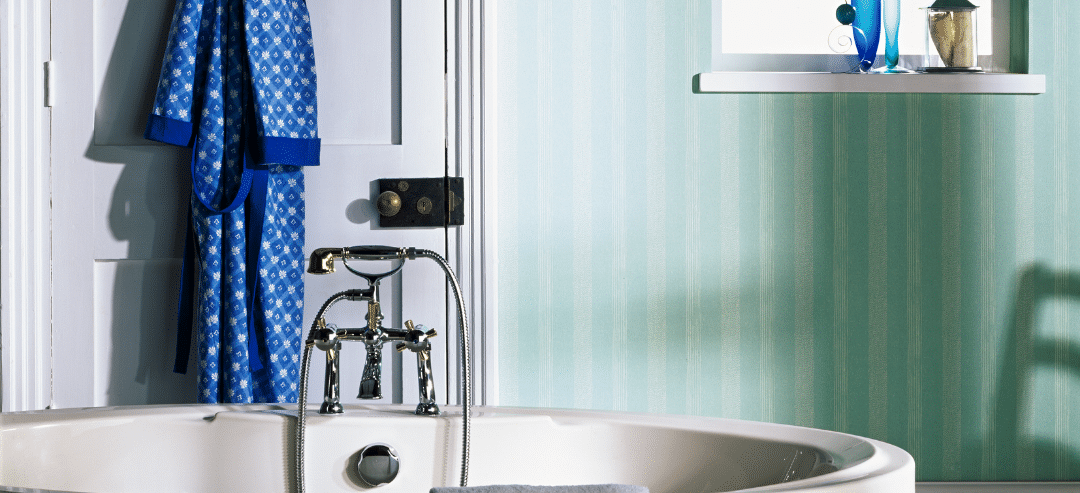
[395,320,437,353]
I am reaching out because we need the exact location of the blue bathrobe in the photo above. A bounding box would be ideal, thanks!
[145,0,319,403]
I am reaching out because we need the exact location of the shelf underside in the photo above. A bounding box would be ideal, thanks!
[695,72,1046,94]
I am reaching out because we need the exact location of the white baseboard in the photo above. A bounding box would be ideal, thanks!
[917,483,1079,492]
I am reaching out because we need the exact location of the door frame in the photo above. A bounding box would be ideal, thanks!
[451,0,499,406]
[0,0,53,413]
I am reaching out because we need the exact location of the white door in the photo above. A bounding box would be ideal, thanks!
[50,0,452,408]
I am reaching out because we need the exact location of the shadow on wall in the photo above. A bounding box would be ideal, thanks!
[84,0,196,405]
[994,263,1080,480]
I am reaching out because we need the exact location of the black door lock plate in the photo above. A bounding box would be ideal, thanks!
[375,177,464,228]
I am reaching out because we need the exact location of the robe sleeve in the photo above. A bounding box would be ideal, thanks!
[243,0,321,167]
[144,0,210,147]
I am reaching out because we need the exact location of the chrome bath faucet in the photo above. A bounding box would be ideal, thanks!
[305,246,440,416]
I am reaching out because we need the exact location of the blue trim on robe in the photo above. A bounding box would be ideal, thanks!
[144,114,195,147]
[251,136,322,168]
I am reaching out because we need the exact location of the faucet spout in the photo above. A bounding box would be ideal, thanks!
[358,343,384,399]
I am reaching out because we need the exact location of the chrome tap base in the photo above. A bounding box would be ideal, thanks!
[415,402,440,416]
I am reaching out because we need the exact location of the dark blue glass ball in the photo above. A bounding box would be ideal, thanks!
[836,3,856,25]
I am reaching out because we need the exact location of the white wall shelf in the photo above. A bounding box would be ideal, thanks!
[694,72,1046,95]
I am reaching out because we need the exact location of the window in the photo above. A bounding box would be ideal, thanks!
[712,0,1010,73]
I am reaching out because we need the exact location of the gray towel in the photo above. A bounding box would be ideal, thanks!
[430,486,648,493]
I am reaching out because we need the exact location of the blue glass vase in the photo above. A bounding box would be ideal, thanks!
[851,0,881,72]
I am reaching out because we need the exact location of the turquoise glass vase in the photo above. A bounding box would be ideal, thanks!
[851,0,881,71]
[878,0,914,72]
[883,0,901,69]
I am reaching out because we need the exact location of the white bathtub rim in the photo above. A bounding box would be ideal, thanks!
[486,405,915,491]
[1,403,915,492]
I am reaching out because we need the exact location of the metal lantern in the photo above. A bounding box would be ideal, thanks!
[921,0,982,72]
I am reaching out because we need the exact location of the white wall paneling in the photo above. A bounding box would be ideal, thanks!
[0,0,53,412]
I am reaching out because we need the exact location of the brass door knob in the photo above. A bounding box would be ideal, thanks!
[376,191,402,217]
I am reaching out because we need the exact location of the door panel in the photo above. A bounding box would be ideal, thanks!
[310,0,398,145]
[52,0,449,408]
[92,259,187,406]
[90,146,187,260]
[91,0,173,147]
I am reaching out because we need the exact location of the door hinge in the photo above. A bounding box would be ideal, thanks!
[43,60,54,107]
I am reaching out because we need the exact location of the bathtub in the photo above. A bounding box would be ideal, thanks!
[0,404,914,493]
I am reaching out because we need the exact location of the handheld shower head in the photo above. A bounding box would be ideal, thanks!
[307,248,342,274]
[306,246,408,275]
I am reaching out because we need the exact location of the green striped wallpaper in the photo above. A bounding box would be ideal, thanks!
[495,0,1080,482]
